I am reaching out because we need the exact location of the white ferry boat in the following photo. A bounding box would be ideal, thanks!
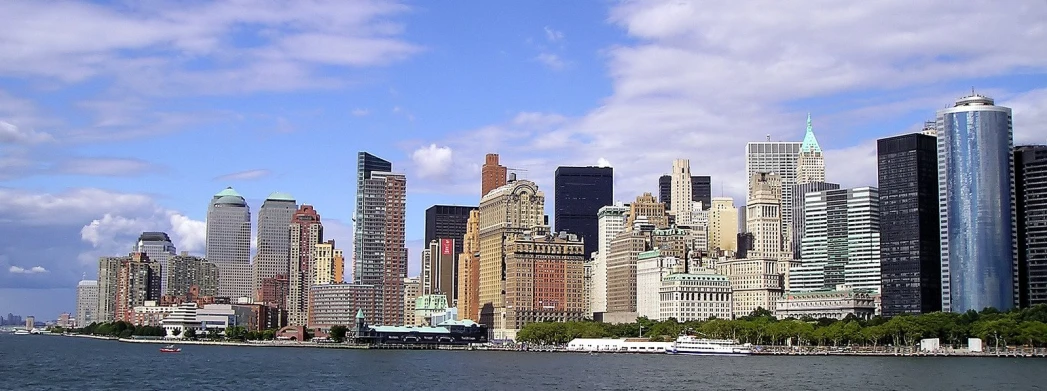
[666,336,752,356]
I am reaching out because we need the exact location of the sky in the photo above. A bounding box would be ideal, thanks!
[1,0,1046,319]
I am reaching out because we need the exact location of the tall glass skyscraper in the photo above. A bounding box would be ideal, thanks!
[937,94,1016,312]
[353,152,406,326]
[554,166,614,257]
[206,187,252,299]
[132,232,176,294]
[252,192,297,300]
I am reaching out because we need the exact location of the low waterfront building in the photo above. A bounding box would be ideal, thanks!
[715,258,783,319]
[354,309,488,345]
[659,269,733,322]
[133,301,178,326]
[774,286,877,320]
[161,303,202,338]
[566,338,672,353]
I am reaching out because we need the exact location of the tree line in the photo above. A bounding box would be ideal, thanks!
[75,322,284,341]
[515,305,1047,349]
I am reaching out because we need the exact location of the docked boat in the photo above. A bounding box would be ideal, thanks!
[666,336,752,356]
[160,345,181,353]
[13,329,30,335]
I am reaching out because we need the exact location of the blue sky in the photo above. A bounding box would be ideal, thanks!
[1,0,1046,319]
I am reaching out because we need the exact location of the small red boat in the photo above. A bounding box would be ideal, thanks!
[160,345,181,353]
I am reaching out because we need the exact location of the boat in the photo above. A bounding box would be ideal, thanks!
[13,330,30,335]
[160,345,181,353]
[666,336,752,356]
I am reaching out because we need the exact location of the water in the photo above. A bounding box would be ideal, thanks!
[2,335,1044,390]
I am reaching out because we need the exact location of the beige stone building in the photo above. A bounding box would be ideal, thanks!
[403,277,420,326]
[715,258,783,319]
[747,173,785,260]
[708,197,739,256]
[312,240,343,285]
[457,210,480,321]
[626,193,669,228]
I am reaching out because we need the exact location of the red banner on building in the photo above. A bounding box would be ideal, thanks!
[441,238,453,255]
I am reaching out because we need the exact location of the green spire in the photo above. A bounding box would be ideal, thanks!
[800,113,822,153]
[356,309,364,319]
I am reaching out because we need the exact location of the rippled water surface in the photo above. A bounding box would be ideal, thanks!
[2,334,1044,390]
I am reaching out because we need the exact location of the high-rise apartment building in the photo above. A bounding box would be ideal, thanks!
[425,205,475,261]
[165,253,219,298]
[878,133,941,316]
[790,187,881,292]
[206,187,252,299]
[481,153,507,196]
[554,166,613,257]
[501,231,587,334]
[937,94,1016,312]
[796,114,826,185]
[457,210,481,321]
[790,182,841,260]
[96,256,122,323]
[115,252,161,322]
[670,159,694,226]
[288,205,323,326]
[353,152,407,326]
[708,197,738,256]
[252,192,297,301]
[747,136,804,255]
[606,223,655,315]
[1014,145,1047,307]
[132,232,176,295]
[746,172,783,260]
[590,203,629,315]
[76,279,98,327]
[658,175,672,210]
[313,240,344,285]
[403,277,421,326]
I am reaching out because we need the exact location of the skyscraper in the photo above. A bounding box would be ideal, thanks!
[789,187,881,292]
[670,159,693,226]
[457,210,481,321]
[790,182,840,260]
[115,252,161,322]
[424,205,475,261]
[1014,145,1047,307]
[166,253,219,297]
[708,197,739,255]
[747,133,805,254]
[878,133,941,316]
[796,114,826,185]
[96,256,122,323]
[132,232,176,294]
[353,152,407,326]
[937,93,1016,312]
[252,192,297,301]
[591,203,629,315]
[313,240,344,285]
[481,153,507,196]
[76,279,98,327]
[424,239,457,299]
[658,175,672,210]
[288,205,323,326]
[206,187,252,299]
[746,172,783,260]
[690,175,712,211]
[554,166,613,257]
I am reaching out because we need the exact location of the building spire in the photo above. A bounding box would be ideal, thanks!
[800,113,822,153]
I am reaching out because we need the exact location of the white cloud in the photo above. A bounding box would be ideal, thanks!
[214,169,272,181]
[351,108,370,117]
[9,266,49,274]
[0,188,155,226]
[56,158,159,176]
[535,53,566,70]
[0,121,53,144]
[411,144,454,179]
[596,158,612,168]
[1003,88,1047,145]
[544,26,564,43]
[513,112,567,127]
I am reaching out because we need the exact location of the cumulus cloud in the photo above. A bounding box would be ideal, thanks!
[214,169,271,181]
[596,158,612,168]
[411,144,454,179]
[0,121,53,144]
[9,266,49,274]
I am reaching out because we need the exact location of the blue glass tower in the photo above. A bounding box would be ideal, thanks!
[937,93,1016,312]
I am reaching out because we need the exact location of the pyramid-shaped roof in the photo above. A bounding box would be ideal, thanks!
[800,113,822,153]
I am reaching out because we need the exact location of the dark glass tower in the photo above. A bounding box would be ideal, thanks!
[690,175,711,210]
[877,133,941,317]
[658,175,672,210]
[554,166,614,257]
[1015,145,1047,307]
[425,205,476,258]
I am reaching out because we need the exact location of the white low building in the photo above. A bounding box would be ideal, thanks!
[159,303,236,338]
[659,269,733,322]
[636,250,683,320]
[567,338,672,353]
[161,303,202,339]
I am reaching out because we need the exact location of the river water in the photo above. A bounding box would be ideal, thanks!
[1,334,1043,390]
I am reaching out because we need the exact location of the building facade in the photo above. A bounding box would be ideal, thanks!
[403,277,420,326]
[691,176,712,211]
[746,172,784,260]
[457,210,481,321]
[425,205,476,260]
[288,205,323,326]
[76,279,99,327]
[313,240,344,285]
[670,159,694,226]
[708,197,738,256]
[775,287,877,320]
[554,166,613,257]
[591,203,629,315]
[878,133,941,316]
[501,232,587,334]
[424,239,456,299]
[796,114,826,185]
[308,283,378,328]
[659,270,733,322]
[114,252,162,323]
[481,153,507,196]
[165,253,219,298]
[132,232,176,295]
[746,140,802,255]
[606,224,654,316]
[790,182,840,260]
[1015,145,1047,307]
[205,187,252,299]
[715,258,782,319]
[353,152,408,327]
[636,250,680,320]
[252,192,297,302]
[259,275,289,311]
[791,187,881,292]
[937,94,1016,312]
[658,175,672,210]
[96,256,122,323]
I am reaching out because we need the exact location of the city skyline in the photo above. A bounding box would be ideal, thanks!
[2,1,1047,317]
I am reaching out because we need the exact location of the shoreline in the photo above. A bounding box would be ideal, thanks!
[43,334,1047,358]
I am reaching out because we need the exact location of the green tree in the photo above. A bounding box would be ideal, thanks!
[184,328,197,340]
[207,328,221,340]
[329,325,348,343]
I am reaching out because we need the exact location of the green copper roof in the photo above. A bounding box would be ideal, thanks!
[800,113,822,153]
[266,191,295,201]
[215,195,246,206]
[356,309,364,319]
[214,187,242,198]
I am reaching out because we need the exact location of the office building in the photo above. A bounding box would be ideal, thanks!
[457,210,481,320]
[132,232,176,295]
[877,133,941,316]
[354,152,408,326]
[606,223,654,316]
[591,203,629,315]
[796,114,826,185]
[635,250,681,320]
[288,205,323,326]
[481,153,507,196]
[259,275,289,310]
[206,187,252,299]
[670,159,693,226]
[313,240,344,285]
[775,286,877,320]
[691,175,712,211]
[658,175,672,210]
[76,279,99,327]
[424,239,456,299]
[308,283,377,329]
[404,277,421,326]
[746,172,784,260]
[501,231,587,334]
[715,258,783,318]
[425,205,475,261]
[790,182,841,260]
[1015,145,1047,306]
[659,269,733,322]
[746,139,801,255]
[937,94,1016,312]
[790,187,881,292]
[165,253,219,298]
[627,193,669,228]
[708,197,739,256]
[252,192,297,301]
[554,166,613,257]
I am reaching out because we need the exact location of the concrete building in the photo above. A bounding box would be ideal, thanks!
[403,277,420,326]
[457,210,481,321]
[878,133,941,316]
[790,187,881,293]
[425,205,475,262]
[165,253,219,298]
[76,279,99,327]
[97,257,122,323]
[308,283,378,328]
[313,240,344,285]
[161,303,202,339]
[288,205,323,326]
[688,202,710,253]
[746,139,802,257]
[353,152,407,327]
[259,275,289,310]
[115,252,162,323]
[1015,145,1047,307]
[554,166,613,257]
[252,192,297,302]
[937,94,1016,312]
[790,182,840,260]
[591,203,629,316]
[414,294,449,326]
[670,159,694,226]
[132,232,176,295]
[606,224,653,317]
[796,114,826,186]
[659,269,733,322]
[746,172,784,260]
[775,286,877,320]
[481,153,507,196]
[424,239,456,299]
[500,231,587,336]
[716,258,783,319]
[206,187,252,300]
[708,197,738,256]
[636,250,681,320]
[627,193,669,228]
